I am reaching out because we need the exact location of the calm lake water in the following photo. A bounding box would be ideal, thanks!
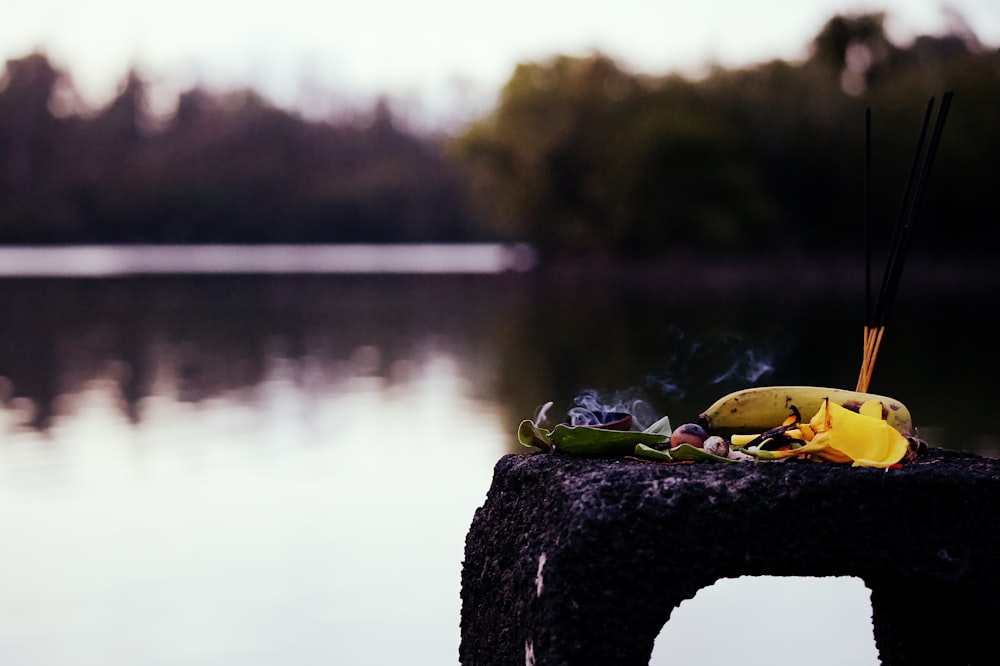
[0,248,995,665]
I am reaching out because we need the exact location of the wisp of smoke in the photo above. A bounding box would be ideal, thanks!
[645,324,696,400]
[572,388,658,431]
[559,329,790,431]
[646,327,788,399]
[709,348,775,385]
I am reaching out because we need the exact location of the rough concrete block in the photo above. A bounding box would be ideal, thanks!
[461,449,999,665]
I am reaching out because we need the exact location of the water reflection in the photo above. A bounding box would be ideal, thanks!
[0,272,996,450]
[0,270,996,665]
[0,299,507,664]
[0,276,511,432]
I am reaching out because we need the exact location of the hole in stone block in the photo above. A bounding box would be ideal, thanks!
[649,576,879,665]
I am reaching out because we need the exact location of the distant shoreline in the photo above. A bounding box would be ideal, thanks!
[0,243,538,277]
[532,250,1000,294]
[0,244,992,292]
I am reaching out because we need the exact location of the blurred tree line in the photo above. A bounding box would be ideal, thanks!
[454,13,1000,259]
[0,56,476,244]
[1,12,997,255]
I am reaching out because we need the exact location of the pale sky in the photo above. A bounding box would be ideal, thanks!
[2,1,997,127]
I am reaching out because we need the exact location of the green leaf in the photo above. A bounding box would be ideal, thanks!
[517,419,554,451]
[634,442,736,463]
[669,442,736,463]
[633,443,673,461]
[549,424,668,457]
[642,414,673,436]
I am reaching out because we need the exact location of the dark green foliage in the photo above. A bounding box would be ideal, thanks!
[452,13,1000,259]
[1,12,998,256]
[0,62,478,244]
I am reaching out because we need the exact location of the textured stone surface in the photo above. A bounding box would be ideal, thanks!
[460,448,999,665]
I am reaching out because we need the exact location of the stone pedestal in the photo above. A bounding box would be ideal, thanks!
[460,449,999,665]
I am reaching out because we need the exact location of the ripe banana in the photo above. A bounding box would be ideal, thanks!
[698,385,913,436]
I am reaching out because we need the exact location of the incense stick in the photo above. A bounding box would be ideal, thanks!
[855,98,935,392]
[857,97,935,392]
[856,92,953,392]
[862,107,871,372]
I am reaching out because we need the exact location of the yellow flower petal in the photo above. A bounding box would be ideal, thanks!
[794,423,815,441]
[809,399,831,432]
[763,434,852,463]
[730,397,908,466]
[731,433,760,446]
[822,400,908,467]
[859,399,884,420]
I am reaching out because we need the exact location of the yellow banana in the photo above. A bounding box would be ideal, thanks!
[698,385,913,436]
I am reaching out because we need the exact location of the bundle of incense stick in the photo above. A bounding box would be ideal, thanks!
[856,92,953,392]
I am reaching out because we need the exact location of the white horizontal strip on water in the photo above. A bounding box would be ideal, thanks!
[0,244,537,277]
